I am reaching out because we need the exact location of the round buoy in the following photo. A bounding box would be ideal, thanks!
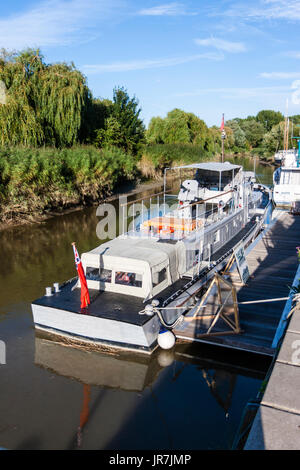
[157,350,175,367]
[157,328,176,350]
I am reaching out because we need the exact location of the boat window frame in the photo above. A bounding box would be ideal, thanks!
[84,263,146,296]
[151,266,169,297]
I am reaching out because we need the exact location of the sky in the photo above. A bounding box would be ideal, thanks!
[1,0,300,127]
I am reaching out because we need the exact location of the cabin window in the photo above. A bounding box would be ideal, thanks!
[99,268,112,283]
[152,267,167,288]
[86,267,112,283]
[115,271,142,287]
[213,230,220,244]
[86,267,101,281]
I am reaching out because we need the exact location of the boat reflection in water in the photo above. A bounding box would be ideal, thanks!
[34,331,166,393]
[34,331,268,450]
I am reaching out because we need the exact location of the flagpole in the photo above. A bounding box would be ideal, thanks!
[71,241,91,310]
[221,135,225,163]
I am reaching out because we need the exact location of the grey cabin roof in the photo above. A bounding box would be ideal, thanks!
[172,161,241,172]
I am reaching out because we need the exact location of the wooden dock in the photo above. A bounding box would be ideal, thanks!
[174,211,300,356]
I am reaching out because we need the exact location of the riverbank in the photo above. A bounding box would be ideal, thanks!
[0,143,213,230]
[0,145,138,230]
[0,146,274,231]
[0,177,165,231]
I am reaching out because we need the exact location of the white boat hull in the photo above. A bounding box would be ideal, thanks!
[32,303,161,354]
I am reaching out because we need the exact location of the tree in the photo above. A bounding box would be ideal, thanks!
[226,119,247,148]
[146,108,213,150]
[239,119,265,148]
[146,116,165,144]
[262,121,286,153]
[256,110,284,132]
[81,98,112,144]
[110,87,145,154]
[94,115,124,148]
[0,48,91,147]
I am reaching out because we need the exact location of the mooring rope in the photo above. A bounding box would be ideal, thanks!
[139,293,300,327]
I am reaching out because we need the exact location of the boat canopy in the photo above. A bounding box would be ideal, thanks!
[171,162,242,172]
[81,237,185,299]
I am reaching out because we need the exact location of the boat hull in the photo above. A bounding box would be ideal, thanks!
[32,302,161,354]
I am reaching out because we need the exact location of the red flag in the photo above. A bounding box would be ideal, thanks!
[72,242,90,309]
[220,113,225,131]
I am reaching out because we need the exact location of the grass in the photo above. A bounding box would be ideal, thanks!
[0,145,137,223]
[139,143,215,178]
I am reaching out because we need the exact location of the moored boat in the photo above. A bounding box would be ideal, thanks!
[273,142,300,208]
[31,161,271,354]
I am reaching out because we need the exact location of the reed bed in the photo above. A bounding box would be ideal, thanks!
[0,145,136,223]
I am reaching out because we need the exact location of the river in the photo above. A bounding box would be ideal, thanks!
[0,159,273,450]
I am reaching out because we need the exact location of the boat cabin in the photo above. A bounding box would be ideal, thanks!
[175,162,242,207]
[81,237,185,300]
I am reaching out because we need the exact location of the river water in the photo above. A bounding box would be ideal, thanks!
[0,159,274,450]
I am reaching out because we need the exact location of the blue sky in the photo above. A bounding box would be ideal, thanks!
[1,0,300,127]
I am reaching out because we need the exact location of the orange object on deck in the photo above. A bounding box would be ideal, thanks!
[142,216,202,232]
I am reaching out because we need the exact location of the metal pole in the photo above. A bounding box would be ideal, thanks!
[133,203,135,232]
[221,135,225,163]
[163,168,168,209]
[122,206,125,235]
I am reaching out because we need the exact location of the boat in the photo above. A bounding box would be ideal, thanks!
[31,161,271,354]
[273,142,300,208]
[274,148,297,164]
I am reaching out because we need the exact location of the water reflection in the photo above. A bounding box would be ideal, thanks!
[34,334,165,392]
[33,334,267,450]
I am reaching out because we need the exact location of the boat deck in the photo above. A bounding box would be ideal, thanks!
[33,281,147,326]
[174,211,300,356]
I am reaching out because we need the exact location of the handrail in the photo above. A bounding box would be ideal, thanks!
[120,189,172,207]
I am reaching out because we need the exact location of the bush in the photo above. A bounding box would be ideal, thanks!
[139,143,215,178]
[0,145,136,221]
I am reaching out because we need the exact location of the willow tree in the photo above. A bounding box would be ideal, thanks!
[0,49,91,147]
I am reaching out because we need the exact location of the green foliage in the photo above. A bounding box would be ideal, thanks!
[146,109,213,151]
[240,119,265,148]
[0,146,136,221]
[140,143,214,177]
[262,121,286,154]
[93,87,145,155]
[0,49,91,147]
[256,110,284,132]
[226,120,247,148]
[94,116,124,148]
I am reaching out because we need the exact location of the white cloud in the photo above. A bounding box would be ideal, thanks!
[83,52,223,74]
[195,37,246,53]
[0,0,123,49]
[260,71,300,79]
[224,0,300,22]
[138,2,190,16]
